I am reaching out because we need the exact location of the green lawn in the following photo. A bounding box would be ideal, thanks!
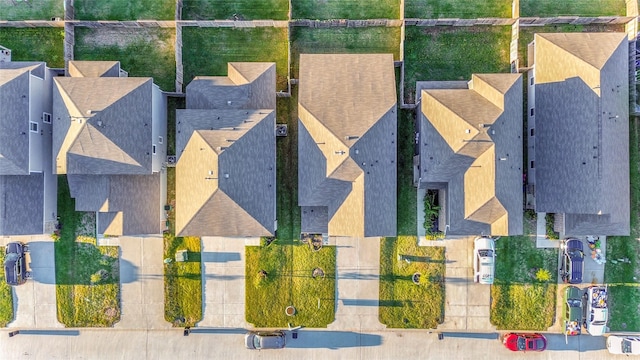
[182,0,288,20]
[74,0,175,20]
[518,24,626,67]
[379,236,445,328]
[292,0,399,20]
[246,241,336,327]
[163,167,202,327]
[520,0,626,17]
[403,25,510,103]
[0,28,64,68]
[397,109,417,236]
[290,26,401,78]
[0,0,64,20]
[74,27,176,92]
[490,223,558,330]
[55,176,121,327]
[182,27,289,92]
[405,0,511,19]
[167,97,185,156]
[0,249,14,327]
[605,117,640,332]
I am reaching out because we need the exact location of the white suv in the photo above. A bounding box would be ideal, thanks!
[473,237,495,285]
[583,286,608,336]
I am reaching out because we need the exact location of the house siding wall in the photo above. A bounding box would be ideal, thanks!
[151,85,167,173]
[28,73,45,173]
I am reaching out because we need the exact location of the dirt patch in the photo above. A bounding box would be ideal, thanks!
[79,27,174,51]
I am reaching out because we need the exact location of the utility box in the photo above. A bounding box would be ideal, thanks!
[175,249,188,262]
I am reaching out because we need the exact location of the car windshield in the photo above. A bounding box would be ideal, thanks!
[535,339,544,349]
[478,249,493,257]
[5,253,18,262]
[253,335,261,349]
[517,337,526,350]
[623,339,632,354]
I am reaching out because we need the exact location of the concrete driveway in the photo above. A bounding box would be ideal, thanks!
[198,236,249,328]
[116,235,169,329]
[2,236,61,328]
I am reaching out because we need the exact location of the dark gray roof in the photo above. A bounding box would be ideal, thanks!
[0,63,44,175]
[175,109,276,237]
[419,74,523,236]
[298,54,397,237]
[52,77,154,175]
[68,174,162,235]
[301,206,329,234]
[0,174,44,235]
[533,33,629,236]
[186,63,275,110]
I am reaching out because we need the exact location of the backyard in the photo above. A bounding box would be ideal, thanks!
[181,27,289,92]
[379,236,445,328]
[74,0,175,20]
[0,0,64,20]
[292,0,400,20]
[403,25,511,103]
[163,167,202,327]
[397,109,417,236]
[55,176,121,327]
[0,249,13,327]
[290,26,401,78]
[520,0,626,17]
[0,27,64,68]
[605,116,640,332]
[490,215,558,330]
[74,27,177,92]
[182,0,289,20]
[405,0,511,19]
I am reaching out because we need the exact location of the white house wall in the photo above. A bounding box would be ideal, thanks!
[28,72,45,173]
[527,67,536,186]
[151,85,167,173]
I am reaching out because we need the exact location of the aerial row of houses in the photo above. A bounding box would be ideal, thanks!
[0,31,631,240]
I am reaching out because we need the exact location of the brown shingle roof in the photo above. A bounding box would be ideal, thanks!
[68,61,120,78]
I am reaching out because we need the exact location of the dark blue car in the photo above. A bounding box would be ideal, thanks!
[4,242,27,286]
[561,238,584,284]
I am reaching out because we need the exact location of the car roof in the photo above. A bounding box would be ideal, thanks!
[474,237,494,249]
[258,332,285,348]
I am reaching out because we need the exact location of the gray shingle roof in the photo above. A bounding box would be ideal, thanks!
[532,32,629,236]
[68,61,120,78]
[419,74,523,236]
[0,63,44,175]
[52,77,154,175]
[0,174,44,235]
[186,62,275,110]
[298,54,397,237]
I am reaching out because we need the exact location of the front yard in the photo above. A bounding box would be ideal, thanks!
[490,217,558,330]
[403,25,511,103]
[55,176,120,327]
[0,249,14,327]
[379,236,445,328]
[0,28,64,68]
[74,27,177,92]
[181,27,289,92]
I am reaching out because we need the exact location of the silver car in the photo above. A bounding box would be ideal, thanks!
[473,237,495,285]
[245,331,286,350]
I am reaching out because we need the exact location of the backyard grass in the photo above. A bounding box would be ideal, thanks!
[605,116,640,332]
[397,108,417,236]
[490,225,558,330]
[55,176,121,327]
[403,25,510,103]
[0,0,64,20]
[74,27,176,92]
[379,236,445,328]
[520,0,626,17]
[74,0,175,20]
[517,24,626,67]
[0,249,14,327]
[182,0,289,20]
[167,96,185,156]
[292,0,399,20]
[182,27,289,92]
[290,26,401,78]
[0,28,64,68]
[163,167,202,327]
[405,0,511,19]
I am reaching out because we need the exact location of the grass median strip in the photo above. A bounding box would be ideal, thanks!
[379,236,445,328]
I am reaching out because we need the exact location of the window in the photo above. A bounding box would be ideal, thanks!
[158,136,163,144]
[530,77,534,86]
[530,161,535,169]
[152,144,157,155]
[530,108,534,116]
[530,128,535,136]
[29,122,38,133]
[42,112,51,124]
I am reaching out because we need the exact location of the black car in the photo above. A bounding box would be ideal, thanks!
[560,238,584,284]
[4,242,28,286]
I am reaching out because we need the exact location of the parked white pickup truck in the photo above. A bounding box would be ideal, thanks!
[583,286,608,336]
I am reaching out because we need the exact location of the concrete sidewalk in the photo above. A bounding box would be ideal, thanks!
[116,236,170,330]
[198,237,248,328]
[328,237,385,331]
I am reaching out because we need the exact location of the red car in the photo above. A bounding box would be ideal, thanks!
[503,333,547,352]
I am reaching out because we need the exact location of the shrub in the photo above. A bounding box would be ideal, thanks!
[535,268,551,282]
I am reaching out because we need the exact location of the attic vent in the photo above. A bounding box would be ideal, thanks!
[465,129,471,134]
[355,149,359,154]
[97,120,103,127]
[227,101,232,106]
[345,135,359,140]
[224,173,229,178]
[335,150,345,155]
[217,146,227,151]
[208,170,214,175]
